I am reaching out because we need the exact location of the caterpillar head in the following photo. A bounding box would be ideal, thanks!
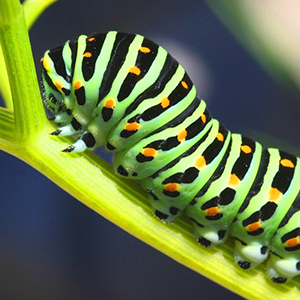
[40,48,71,116]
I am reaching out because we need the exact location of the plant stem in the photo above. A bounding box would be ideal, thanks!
[23,0,58,29]
[0,0,46,141]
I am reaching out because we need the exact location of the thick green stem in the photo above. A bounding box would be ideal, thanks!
[0,0,56,110]
[0,0,46,140]
[0,107,14,148]
[0,46,12,109]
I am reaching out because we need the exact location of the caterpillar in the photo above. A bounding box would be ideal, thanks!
[41,31,300,284]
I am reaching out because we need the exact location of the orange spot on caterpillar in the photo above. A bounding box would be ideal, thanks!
[160,97,170,108]
[200,113,206,124]
[206,207,219,217]
[142,148,157,157]
[195,156,206,169]
[241,145,252,154]
[247,221,261,232]
[104,99,115,109]
[177,129,187,142]
[54,81,63,90]
[280,158,295,168]
[125,122,140,131]
[286,237,299,248]
[88,37,96,42]
[228,174,240,186]
[74,80,82,90]
[83,52,92,58]
[216,132,224,142]
[164,183,179,192]
[269,187,282,201]
[139,46,151,53]
[128,66,141,76]
[181,81,188,89]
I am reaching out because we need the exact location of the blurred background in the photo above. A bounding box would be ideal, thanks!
[1,0,300,299]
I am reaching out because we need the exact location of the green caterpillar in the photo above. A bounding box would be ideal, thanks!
[41,31,300,284]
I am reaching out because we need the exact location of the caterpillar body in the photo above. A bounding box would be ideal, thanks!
[41,31,300,284]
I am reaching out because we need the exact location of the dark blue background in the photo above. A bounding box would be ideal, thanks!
[1,1,300,299]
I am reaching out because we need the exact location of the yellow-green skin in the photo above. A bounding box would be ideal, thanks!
[41,31,300,283]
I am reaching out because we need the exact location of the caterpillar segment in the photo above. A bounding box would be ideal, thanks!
[41,31,300,283]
